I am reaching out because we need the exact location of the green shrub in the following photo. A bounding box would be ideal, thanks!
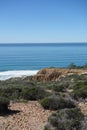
[0,97,10,114]
[40,95,75,110]
[73,88,87,99]
[45,108,84,130]
[68,63,77,69]
[0,87,22,100]
[72,82,87,99]
[21,86,47,100]
[52,84,65,92]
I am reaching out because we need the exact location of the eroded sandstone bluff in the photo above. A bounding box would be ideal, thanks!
[29,68,87,81]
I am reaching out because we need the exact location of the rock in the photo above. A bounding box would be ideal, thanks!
[30,68,87,81]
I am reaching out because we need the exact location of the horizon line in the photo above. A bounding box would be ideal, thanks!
[0,42,87,44]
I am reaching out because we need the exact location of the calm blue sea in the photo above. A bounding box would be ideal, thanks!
[0,43,87,80]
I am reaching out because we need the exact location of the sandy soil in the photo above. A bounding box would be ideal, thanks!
[0,101,52,130]
[79,102,87,115]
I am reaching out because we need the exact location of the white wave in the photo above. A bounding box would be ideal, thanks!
[0,70,39,80]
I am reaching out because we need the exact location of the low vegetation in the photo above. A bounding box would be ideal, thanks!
[45,108,84,130]
[68,63,87,69]
[21,86,48,100]
[40,95,75,110]
[72,82,87,99]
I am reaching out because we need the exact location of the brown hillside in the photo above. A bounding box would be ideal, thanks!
[30,68,87,81]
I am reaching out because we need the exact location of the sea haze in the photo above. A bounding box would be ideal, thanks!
[0,43,87,80]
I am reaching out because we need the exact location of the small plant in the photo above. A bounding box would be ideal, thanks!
[21,86,47,100]
[72,82,87,99]
[52,84,65,92]
[0,87,22,100]
[40,95,75,110]
[68,63,77,69]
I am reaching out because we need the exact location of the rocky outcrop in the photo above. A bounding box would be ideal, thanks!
[30,68,87,81]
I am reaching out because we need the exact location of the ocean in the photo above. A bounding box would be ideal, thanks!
[0,43,87,80]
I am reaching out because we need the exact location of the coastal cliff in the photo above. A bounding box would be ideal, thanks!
[29,68,87,81]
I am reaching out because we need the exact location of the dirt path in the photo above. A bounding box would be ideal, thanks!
[0,101,87,130]
[0,101,52,130]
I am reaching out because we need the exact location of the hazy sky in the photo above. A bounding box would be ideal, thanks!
[0,0,87,43]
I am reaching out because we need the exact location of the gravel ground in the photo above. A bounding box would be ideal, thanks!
[79,102,87,115]
[0,101,52,130]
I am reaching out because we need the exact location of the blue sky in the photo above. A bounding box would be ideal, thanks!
[0,0,87,43]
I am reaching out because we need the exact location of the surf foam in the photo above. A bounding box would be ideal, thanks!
[0,70,39,80]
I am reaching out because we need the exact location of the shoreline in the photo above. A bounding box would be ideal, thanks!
[0,67,87,81]
[0,70,39,80]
